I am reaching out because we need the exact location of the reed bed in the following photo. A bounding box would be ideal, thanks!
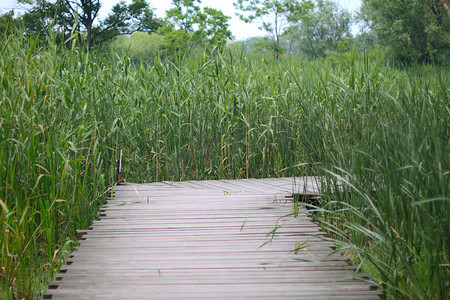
[0,30,448,299]
[292,59,449,299]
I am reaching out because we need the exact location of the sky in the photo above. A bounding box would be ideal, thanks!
[1,0,362,40]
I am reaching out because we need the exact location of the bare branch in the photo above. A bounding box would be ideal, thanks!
[438,0,450,19]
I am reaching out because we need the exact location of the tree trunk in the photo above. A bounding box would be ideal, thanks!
[79,0,99,49]
[86,18,93,49]
[276,37,280,60]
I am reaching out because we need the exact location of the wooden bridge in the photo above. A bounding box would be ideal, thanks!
[44,177,381,299]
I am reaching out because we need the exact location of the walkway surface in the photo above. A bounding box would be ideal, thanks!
[44,177,381,299]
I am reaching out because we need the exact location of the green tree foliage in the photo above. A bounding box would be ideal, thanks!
[354,29,380,53]
[157,24,191,56]
[11,0,161,49]
[234,0,313,58]
[161,0,232,56]
[17,0,100,48]
[11,0,74,43]
[286,0,352,59]
[196,7,233,48]
[166,0,201,32]
[65,0,100,49]
[15,0,100,48]
[94,0,162,45]
[0,10,18,35]
[361,0,450,64]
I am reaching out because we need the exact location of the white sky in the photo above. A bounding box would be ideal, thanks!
[1,0,362,40]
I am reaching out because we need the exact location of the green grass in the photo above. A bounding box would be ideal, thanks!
[0,30,448,299]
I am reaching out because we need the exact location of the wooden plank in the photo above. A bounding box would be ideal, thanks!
[46,286,382,299]
[55,271,369,281]
[44,177,380,299]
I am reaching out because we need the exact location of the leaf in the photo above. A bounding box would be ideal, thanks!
[0,199,9,214]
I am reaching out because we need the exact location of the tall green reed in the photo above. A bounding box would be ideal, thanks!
[0,27,447,299]
[292,54,449,299]
[0,30,115,298]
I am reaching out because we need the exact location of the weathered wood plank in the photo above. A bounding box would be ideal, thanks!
[44,177,380,299]
[46,286,382,299]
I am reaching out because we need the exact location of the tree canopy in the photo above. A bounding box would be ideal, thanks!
[0,0,233,56]
[288,0,352,59]
[7,0,160,48]
[234,0,313,58]
[160,0,232,56]
[94,0,162,46]
[0,0,449,63]
[361,0,450,63]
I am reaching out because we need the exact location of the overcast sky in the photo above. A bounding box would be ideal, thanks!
[1,0,362,40]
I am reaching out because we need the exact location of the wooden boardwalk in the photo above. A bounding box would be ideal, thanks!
[44,177,381,299]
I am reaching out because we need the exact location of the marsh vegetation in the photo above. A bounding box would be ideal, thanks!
[0,1,449,297]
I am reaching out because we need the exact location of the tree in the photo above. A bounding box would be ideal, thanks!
[288,0,352,59]
[94,0,162,46]
[166,0,201,32]
[157,24,191,56]
[234,0,313,58]
[66,0,100,49]
[8,1,74,45]
[162,0,233,56]
[361,0,450,63]
[16,0,161,49]
[195,7,233,48]
[17,0,100,48]
[0,11,19,35]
